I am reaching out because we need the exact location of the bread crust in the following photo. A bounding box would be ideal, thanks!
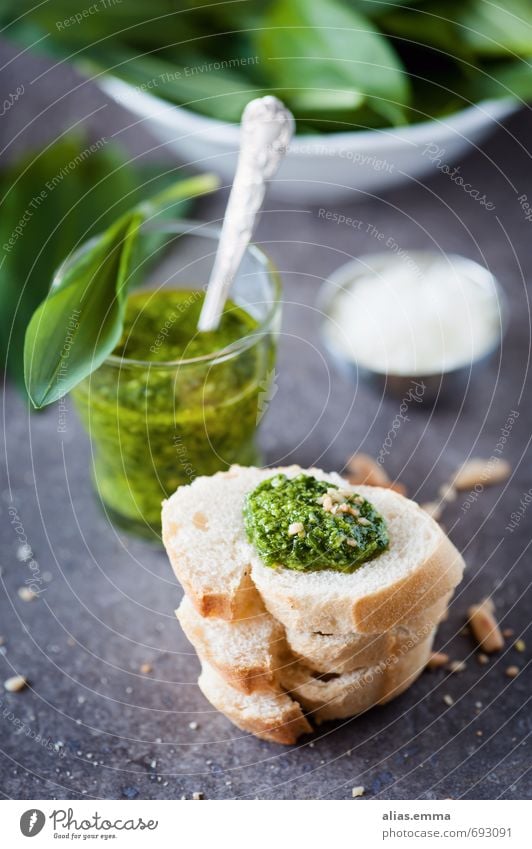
[197,629,433,741]
[280,630,434,722]
[161,464,345,622]
[177,598,287,695]
[163,465,466,743]
[350,533,463,633]
[198,664,311,745]
[285,593,449,674]
[163,468,465,633]
[229,703,311,745]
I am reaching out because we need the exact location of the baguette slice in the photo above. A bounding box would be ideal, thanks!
[286,593,450,675]
[251,484,465,634]
[178,591,447,692]
[280,630,434,723]
[198,662,311,745]
[162,465,344,621]
[177,596,288,694]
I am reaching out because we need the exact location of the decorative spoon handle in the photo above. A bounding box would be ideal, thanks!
[197,96,294,332]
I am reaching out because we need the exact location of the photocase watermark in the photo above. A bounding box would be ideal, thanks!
[56,0,123,30]
[3,188,47,253]
[149,289,203,355]
[422,143,495,211]
[56,309,82,432]
[256,367,279,424]
[366,225,423,278]
[50,808,158,834]
[46,137,108,191]
[318,208,365,230]
[2,137,108,254]
[8,505,46,597]
[18,807,158,837]
[136,55,259,94]
[517,193,532,223]
[299,145,394,173]
[505,487,532,533]
[173,434,196,483]
[317,210,423,278]
[20,809,46,837]
[0,84,24,117]
[57,396,69,433]
[460,409,519,513]
[340,621,433,698]
[0,702,65,759]
[185,55,259,78]
[377,381,426,464]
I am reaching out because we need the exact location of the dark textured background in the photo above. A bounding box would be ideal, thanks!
[0,40,530,800]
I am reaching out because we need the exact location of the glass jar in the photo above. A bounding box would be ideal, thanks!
[61,220,281,537]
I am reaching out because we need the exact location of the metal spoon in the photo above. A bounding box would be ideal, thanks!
[197,96,294,332]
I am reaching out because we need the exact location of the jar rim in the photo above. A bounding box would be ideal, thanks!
[54,219,282,369]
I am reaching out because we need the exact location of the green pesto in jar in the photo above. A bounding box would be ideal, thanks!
[72,289,275,535]
[243,473,389,573]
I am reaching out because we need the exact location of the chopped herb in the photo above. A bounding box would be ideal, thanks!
[244,473,389,573]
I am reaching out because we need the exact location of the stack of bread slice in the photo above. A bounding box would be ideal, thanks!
[162,465,465,744]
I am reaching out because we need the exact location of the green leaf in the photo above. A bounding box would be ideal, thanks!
[255,0,410,126]
[23,172,219,409]
[6,0,526,131]
[0,135,201,398]
[467,56,532,100]
[0,138,145,393]
[360,0,421,12]
[0,1,201,50]
[378,3,471,57]
[458,0,532,57]
[80,45,264,123]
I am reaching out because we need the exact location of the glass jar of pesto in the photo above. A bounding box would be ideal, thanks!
[59,221,281,537]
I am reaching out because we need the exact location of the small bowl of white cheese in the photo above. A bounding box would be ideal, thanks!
[319,252,506,402]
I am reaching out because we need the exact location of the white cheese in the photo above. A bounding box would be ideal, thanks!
[325,254,502,376]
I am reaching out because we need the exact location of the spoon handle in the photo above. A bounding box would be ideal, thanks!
[197,96,294,332]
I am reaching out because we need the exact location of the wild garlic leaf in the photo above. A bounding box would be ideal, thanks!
[82,45,265,124]
[467,57,532,101]
[24,173,219,409]
[256,0,410,126]
[458,0,532,58]
[2,0,528,131]
[0,137,142,394]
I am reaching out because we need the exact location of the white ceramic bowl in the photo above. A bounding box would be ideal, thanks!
[100,75,517,203]
[318,252,507,402]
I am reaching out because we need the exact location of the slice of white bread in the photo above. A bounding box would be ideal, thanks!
[162,465,464,632]
[198,662,311,745]
[179,589,447,692]
[198,630,434,740]
[285,592,450,675]
[177,596,288,695]
[251,484,465,634]
[162,466,264,620]
[162,465,344,621]
[279,629,435,723]
[165,464,464,742]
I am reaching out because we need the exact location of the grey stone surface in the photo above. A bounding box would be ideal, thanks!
[0,42,530,800]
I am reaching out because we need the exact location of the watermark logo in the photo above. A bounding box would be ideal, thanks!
[50,808,158,834]
[20,809,45,837]
[517,193,532,223]
[460,409,519,513]
[505,486,532,533]
[2,138,108,254]
[422,143,495,211]
[0,84,24,117]
[377,380,426,464]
